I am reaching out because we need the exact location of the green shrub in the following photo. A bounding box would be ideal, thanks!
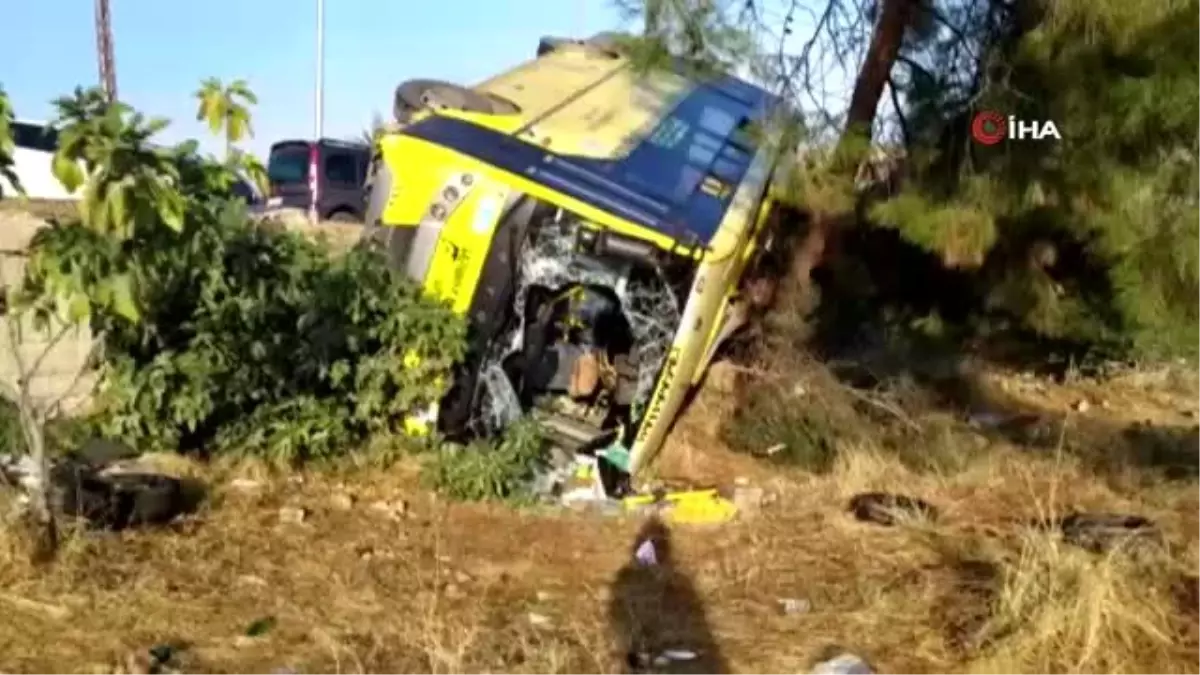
[422,418,549,502]
[720,384,847,473]
[22,144,466,463]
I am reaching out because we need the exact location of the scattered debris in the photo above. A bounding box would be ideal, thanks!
[1073,399,1091,413]
[329,492,354,510]
[624,488,739,525]
[1040,512,1162,553]
[811,652,874,674]
[848,492,939,526]
[537,451,739,524]
[634,539,658,566]
[627,648,701,669]
[661,649,697,661]
[967,411,1008,429]
[733,486,766,516]
[229,478,263,492]
[779,597,812,615]
[527,612,552,627]
[765,442,787,456]
[368,499,408,520]
[535,590,556,602]
[453,569,472,584]
[277,506,308,525]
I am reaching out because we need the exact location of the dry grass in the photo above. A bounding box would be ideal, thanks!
[0,377,1195,673]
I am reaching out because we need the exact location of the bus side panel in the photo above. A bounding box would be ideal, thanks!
[423,178,513,314]
[627,147,777,475]
[690,193,777,385]
[377,134,459,228]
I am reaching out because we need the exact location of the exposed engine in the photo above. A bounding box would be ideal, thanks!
[473,209,686,453]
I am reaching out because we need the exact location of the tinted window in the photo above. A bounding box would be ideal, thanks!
[11,122,58,152]
[624,93,754,203]
[267,146,309,184]
[324,153,359,186]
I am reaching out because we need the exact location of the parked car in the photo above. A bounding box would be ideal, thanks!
[265,139,371,222]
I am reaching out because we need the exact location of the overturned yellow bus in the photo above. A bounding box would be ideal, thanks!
[362,34,786,487]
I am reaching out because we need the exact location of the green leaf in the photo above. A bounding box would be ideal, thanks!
[108,273,139,322]
[53,153,84,192]
[67,293,91,322]
[244,616,276,637]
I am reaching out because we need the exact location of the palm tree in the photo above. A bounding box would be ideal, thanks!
[194,78,258,159]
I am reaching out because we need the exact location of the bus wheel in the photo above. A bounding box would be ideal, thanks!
[394,79,519,121]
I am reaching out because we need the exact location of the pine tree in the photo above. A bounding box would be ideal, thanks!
[618,0,1199,360]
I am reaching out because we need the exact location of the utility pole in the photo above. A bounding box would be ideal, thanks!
[309,0,326,224]
[95,0,117,102]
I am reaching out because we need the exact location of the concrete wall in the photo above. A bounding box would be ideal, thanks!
[0,208,96,416]
[0,204,367,418]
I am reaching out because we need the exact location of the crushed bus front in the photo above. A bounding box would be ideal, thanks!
[362,36,784,489]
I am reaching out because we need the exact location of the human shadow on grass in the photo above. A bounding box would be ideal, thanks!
[608,515,728,674]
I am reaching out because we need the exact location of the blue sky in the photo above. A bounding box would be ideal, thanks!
[2,0,627,158]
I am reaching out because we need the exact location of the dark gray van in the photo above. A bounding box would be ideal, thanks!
[265,139,371,222]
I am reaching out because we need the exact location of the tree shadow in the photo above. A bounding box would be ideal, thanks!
[608,515,728,674]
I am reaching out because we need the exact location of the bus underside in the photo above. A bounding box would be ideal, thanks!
[437,198,695,468]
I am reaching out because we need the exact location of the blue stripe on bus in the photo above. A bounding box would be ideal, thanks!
[401,76,777,247]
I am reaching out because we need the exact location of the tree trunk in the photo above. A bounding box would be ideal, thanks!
[15,391,57,562]
[792,0,920,285]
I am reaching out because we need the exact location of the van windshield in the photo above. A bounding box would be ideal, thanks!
[267,145,309,184]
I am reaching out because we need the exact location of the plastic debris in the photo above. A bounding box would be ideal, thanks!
[527,612,552,627]
[661,649,697,661]
[779,597,812,615]
[634,539,658,566]
[598,444,632,473]
[811,652,874,674]
[623,488,738,525]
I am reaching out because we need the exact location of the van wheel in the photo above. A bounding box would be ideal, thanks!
[394,79,520,122]
[328,211,358,223]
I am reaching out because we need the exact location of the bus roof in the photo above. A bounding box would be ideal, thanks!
[404,72,778,248]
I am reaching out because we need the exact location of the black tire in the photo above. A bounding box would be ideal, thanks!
[328,210,359,223]
[848,492,939,526]
[102,472,187,529]
[394,79,521,123]
[52,467,186,530]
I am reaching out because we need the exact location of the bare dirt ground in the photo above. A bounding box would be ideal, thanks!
[0,357,1196,674]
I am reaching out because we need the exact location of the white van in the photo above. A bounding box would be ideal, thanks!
[1,119,263,206]
[1,120,81,200]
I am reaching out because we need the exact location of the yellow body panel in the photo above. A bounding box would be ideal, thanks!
[473,44,692,158]
[377,134,700,263]
[626,141,778,474]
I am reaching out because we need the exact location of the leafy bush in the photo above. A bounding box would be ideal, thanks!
[422,418,549,502]
[29,210,464,462]
[18,90,467,463]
